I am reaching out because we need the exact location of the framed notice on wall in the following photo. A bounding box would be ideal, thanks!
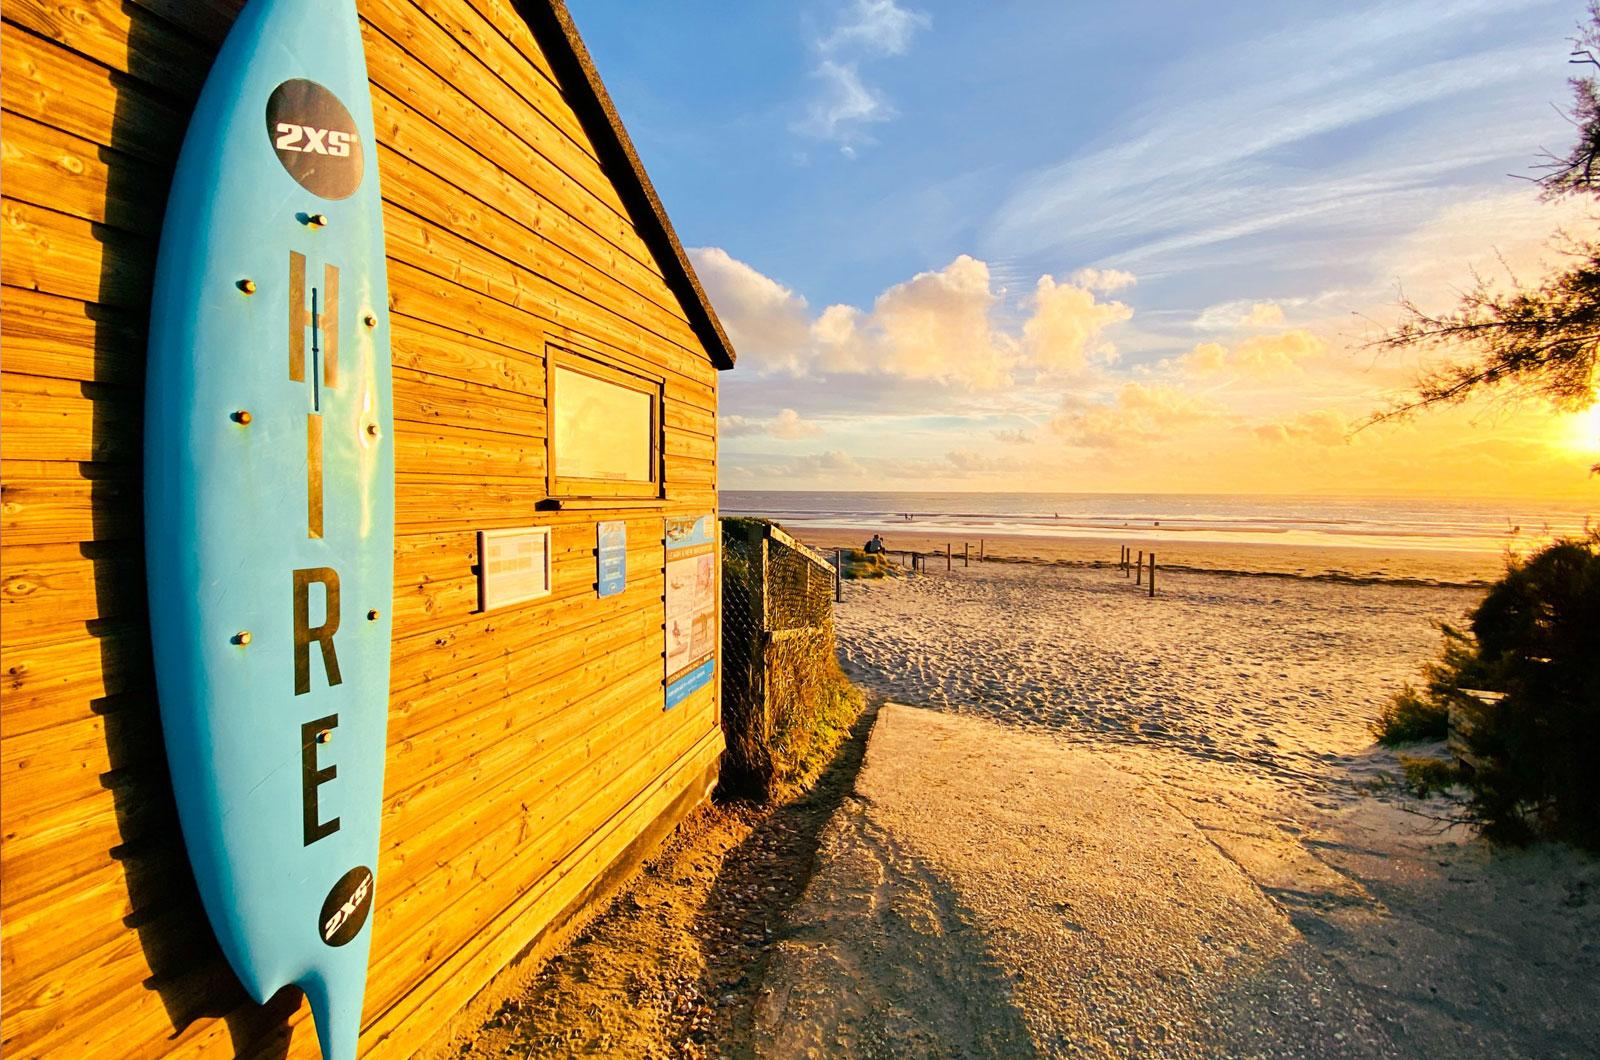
[478,526,552,611]
[597,520,627,598]
[664,514,717,710]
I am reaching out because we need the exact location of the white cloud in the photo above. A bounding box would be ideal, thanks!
[1052,383,1223,449]
[795,60,892,145]
[724,408,825,439]
[1194,299,1288,330]
[688,247,812,375]
[1254,409,1352,446]
[1069,267,1137,294]
[1023,276,1133,374]
[1178,329,1327,377]
[984,4,1563,274]
[822,0,929,56]
[816,255,1018,388]
[695,249,1151,392]
[796,0,927,152]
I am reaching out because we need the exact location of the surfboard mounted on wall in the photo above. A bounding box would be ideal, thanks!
[144,0,393,1056]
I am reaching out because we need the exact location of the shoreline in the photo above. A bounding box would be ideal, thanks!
[783,524,1504,589]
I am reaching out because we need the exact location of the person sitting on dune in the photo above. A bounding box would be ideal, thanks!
[864,534,885,554]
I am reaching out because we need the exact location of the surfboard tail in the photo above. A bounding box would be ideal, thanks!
[302,973,363,1060]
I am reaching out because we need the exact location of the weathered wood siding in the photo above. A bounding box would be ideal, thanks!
[1,0,724,1055]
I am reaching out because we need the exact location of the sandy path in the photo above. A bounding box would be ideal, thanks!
[758,564,1600,1058]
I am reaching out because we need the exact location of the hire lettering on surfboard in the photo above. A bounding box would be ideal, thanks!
[278,86,372,937]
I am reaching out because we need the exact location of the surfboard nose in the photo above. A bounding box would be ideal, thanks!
[301,971,363,1060]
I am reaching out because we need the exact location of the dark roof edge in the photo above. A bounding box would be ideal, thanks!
[524,0,737,371]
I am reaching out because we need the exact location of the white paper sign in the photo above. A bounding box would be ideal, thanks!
[478,526,552,611]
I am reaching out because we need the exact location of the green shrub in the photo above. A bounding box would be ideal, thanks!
[1397,754,1463,797]
[1457,535,1600,848]
[841,548,901,580]
[1372,683,1449,744]
[769,647,864,787]
[1384,533,1600,849]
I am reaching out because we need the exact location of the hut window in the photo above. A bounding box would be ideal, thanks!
[546,349,662,498]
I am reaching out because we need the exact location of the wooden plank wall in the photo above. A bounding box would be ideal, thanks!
[0,0,725,1055]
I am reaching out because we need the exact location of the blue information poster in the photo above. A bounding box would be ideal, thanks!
[663,514,717,710]
[597,520,627,598]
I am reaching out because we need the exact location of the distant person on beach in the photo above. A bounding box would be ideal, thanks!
[865,534,885,554]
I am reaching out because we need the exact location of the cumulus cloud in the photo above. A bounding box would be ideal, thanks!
[817,255,1017,387]
[1052,383,1221,448]
[1241,301,1287,327]
[1069,267,1137,294]
[1178,329,1326,376]
[1194,299,1290,330]
[944,448,1025,473]
[697,247,1022,389]
[796,0,927,152]
[724,408,825,439]
[793,449,867,475]
[688,247,812,374]
[1254,409,1352,446]
[695,249,1143,392]
[1023,275,1133,374]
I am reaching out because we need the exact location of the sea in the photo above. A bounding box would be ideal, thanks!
[720,491,1597,557]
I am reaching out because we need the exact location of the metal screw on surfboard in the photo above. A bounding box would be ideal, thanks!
[367,609,380,621]
[307,212,328,228]
[316,729,332,744]
[231,410,252,425]
[232,631,251,646]
[365,423,380,437]
[236,278,257,294]
[363,313,377,328]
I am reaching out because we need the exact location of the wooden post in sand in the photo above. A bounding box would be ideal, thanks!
[964,542,970,567]
[980,539,985,560]
[835,548,844,602]
[1135,551,1143,586]
[947,543,952,571]
[1149,552,1156,598]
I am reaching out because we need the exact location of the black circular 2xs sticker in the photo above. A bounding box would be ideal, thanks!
[265,79,364,200]
[319,865,374,947]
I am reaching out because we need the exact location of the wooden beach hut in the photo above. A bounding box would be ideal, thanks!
[1,0,734,1055]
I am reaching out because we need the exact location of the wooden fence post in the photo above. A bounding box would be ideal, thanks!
[1135,550,1143,586]
[835,548,844,602]
[964,542,970,567]
[1149,552,1156,597]
[947,543,952,571]
[980,538,985,560]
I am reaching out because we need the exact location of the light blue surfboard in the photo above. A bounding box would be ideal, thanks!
[145,0,393,1056]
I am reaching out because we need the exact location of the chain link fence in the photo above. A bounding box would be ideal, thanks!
[720,517,845,798]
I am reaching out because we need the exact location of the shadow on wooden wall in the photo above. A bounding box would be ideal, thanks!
[89,1,296,1054]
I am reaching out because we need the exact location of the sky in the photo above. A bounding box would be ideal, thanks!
[571,0,1600,500]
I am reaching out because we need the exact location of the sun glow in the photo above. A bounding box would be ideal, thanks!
[1564,403,1600,454]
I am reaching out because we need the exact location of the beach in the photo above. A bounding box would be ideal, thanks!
[753,556,1600,1056]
